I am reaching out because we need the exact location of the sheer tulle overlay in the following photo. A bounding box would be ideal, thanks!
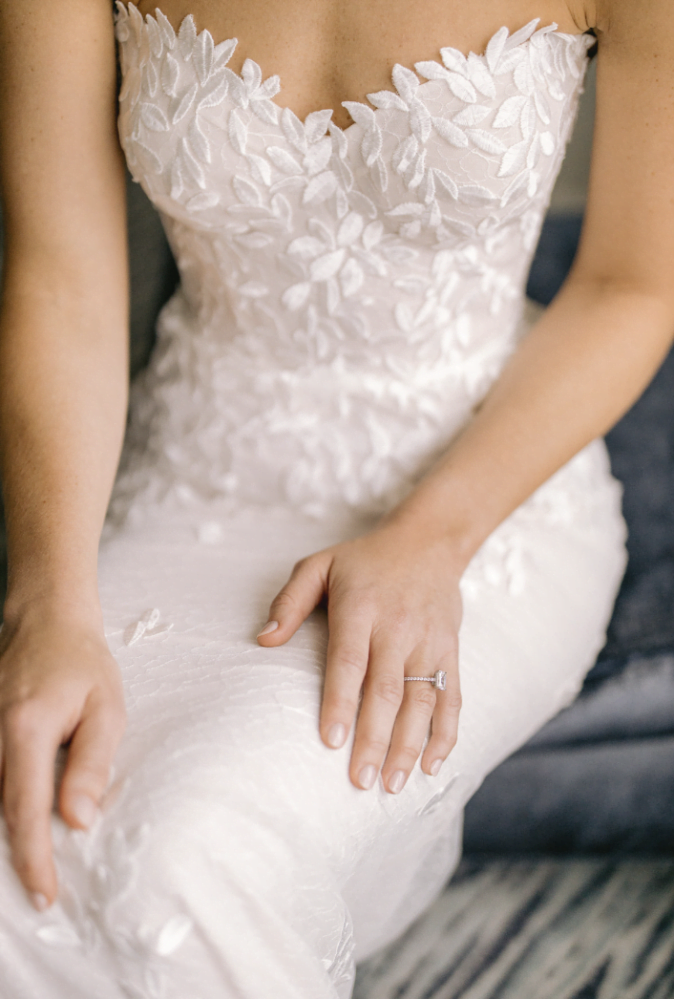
[0,8,626,998]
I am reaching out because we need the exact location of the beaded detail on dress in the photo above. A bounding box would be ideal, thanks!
[112,3,595,520]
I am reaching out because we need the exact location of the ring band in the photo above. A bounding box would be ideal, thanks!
[404,670,447,691]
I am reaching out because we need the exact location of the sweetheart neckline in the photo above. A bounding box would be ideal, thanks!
[116,2,590,137]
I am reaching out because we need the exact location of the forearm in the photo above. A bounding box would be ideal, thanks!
[390,278,674,564]
[0,259,128,621]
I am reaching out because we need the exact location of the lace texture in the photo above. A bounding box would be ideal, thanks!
[112,4,595,520]
[0,10,631,999]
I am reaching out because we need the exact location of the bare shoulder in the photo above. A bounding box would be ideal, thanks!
[0,0,118,88]
[594,0,674,47]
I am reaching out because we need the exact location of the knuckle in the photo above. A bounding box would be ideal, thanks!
[431,722,458,752]
[347,591,376,617]
[369,675,403,707]
[72,757,110,785]
[443,688,462,712]
[332,647,367,678]
[408,685,437,711]
[360,734,390,756]
[271,589,298,613]
[3,700,44,740]
[91,688,126,725]
[4,796,39,836]
[396,742,424,765]
[66,775,107,803]
[386,607,411,636]
[433,733,458,756]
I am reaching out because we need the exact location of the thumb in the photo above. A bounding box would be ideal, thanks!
[257,552,331,646]
[59,698,125,830]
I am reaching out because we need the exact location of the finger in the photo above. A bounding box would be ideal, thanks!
[59,695,126,831]
[421,657,462,777]
[349,637,406,790]
[319,598,373,751]
[381,659,437,794]
[2,703,60,909]
[257,552,331,646]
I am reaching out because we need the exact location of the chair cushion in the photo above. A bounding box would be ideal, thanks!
[463,729,674,853]
[529,652,674,747]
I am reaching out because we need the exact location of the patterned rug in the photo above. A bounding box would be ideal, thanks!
[354,858,674,999]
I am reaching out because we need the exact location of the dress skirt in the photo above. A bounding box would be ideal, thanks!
[0,439,626,999]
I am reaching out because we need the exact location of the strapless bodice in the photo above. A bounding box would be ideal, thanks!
[113,3,593,518]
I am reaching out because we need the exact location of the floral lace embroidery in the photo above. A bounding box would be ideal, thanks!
[110,4,608,587]
[34,816,194,999]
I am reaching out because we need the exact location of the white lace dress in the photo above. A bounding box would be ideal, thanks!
[0,8,627,998]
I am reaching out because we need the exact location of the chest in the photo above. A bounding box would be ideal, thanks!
[131,0,588,128]
[116,0,591,286]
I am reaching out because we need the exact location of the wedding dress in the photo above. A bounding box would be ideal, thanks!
[0,6,627,997]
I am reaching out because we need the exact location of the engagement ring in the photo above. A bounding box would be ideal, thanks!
[403,670,447,691]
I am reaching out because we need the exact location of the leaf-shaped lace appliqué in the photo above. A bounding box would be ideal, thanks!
[111,1,593,521]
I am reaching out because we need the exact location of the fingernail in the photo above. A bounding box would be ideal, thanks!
[430,758,443,777]
[389,770,406,794]
[257,620,279,638]
[30,892,49,913]
[326,723,346,749]
[71,794,97,829]
[358,765,377,790]
[328,722,346,749]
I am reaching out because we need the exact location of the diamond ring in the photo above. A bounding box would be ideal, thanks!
[403,670,447,691]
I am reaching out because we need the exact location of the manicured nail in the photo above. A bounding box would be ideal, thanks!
[430,758,443,777]
[326,723,346,749]
[389,770,406,794]
[30,892,49,913]
[71,794,97,829]
[257,620,279,638]
[358,765,377,790]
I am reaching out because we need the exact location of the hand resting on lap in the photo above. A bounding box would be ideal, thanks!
[259,521,464,795]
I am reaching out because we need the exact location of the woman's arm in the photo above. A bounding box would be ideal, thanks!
[392,0,674,555]
[0,0,128,906]
[260,0,674,792]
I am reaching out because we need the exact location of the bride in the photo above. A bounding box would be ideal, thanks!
[0,0,672,994]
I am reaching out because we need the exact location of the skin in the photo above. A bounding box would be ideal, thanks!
[0,0,673,909]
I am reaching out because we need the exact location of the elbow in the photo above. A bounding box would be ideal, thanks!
[562,266,674,335]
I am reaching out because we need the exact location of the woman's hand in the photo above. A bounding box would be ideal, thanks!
[258,523,463,794]
[0,604,126,910]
